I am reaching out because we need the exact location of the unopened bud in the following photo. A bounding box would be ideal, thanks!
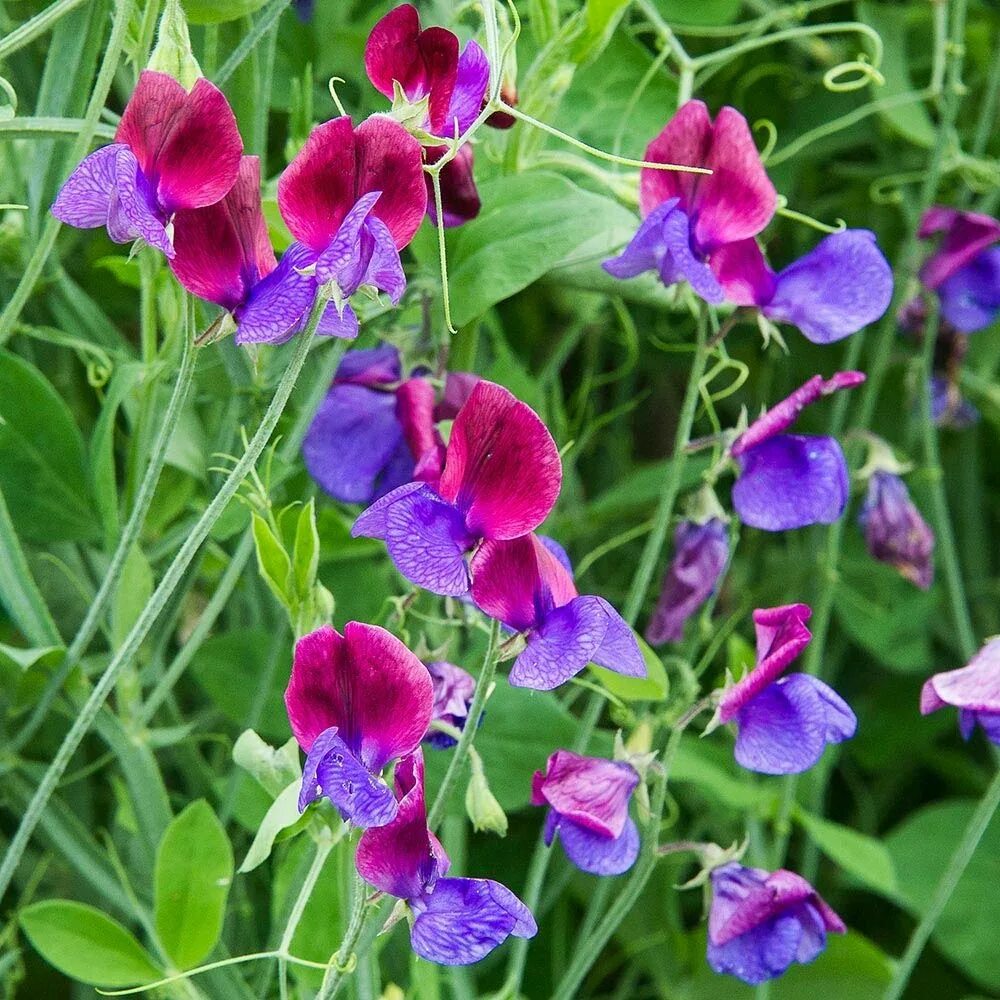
[465,755,508,836]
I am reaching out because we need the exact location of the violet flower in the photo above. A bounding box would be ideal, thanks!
[365,4,489,227]
[918,206,1000,333]
[859,471,935,589]
[646,518,729,646]
[355,750,536,964]
[52,70,242,257]
[715,605,856,775]
[730,371,865,531]
[531,750,640,875]
[285,623,432,828]
[352,380,562,597]
[921,637,1000,746]
[424,660,476,749]
[471,533,645,690]
[707,862,846,985]
[930,376,979,429]
[603,100,776,304]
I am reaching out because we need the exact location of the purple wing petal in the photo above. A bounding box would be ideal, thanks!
[554,815,640,876]
[938,247,1000,333]
[661,204,725,303]
[314,191,381,289]
[445,40,490,136]
[590,598,646,678]
[336,343,402,386]
[707,912,803,986]
[315,301,360,340]
[359,216,407,302]
[112,147,172,256]
[352,481,426,539]
[602,200,677,280]
[51,145,120,228]
[236,242,318,344]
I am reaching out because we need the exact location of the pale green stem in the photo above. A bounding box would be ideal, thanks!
[212,0,289,87]
[0,117,117,140]
[279,836,335,1000]
[316,873,369,1000]
[0,0,87,59]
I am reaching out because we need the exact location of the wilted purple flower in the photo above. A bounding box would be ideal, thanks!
[716,605,856,775]
[471,533,646,691]
[424,661,476,749]
[356,751,536,964]
[531,750,640,875]
[921,637,1000,745]
[707,862,846,985]
[730,372,865,531]
[285,624,432,828]
[859,471,934,589]
[646,518,729,645]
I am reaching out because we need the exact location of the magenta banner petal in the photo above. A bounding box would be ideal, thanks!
[115,70,189,179]
[51,145,120,228]
[710,238,775,307]
[640,100,712,217]
[364,4,426,100]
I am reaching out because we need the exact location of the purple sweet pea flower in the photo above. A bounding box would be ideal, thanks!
[930,375,979,429]
[356,750,536,964]
[52,70,242,257]
[352,381,562,597]
[603,100,776,304]
[285,623,433,828]
[471,534,646,691]
[730,372,865,531]
[646,518,729,645]
[531,750,641,875]
[921,637,1000,746]
[859,471,935,589]
[707,862,846,985]
[716,605,856,775]
[424,661,477,749]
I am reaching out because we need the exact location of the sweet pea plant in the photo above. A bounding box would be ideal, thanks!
[1,0,999,998]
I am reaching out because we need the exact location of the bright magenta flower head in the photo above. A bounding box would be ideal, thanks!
[921,637,1000,746]
[52,70,242,257]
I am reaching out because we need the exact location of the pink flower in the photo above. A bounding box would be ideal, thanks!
[921,637,1000,746]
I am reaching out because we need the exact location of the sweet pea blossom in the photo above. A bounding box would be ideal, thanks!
[603,100,776,304]
[531,750,640,875]
[646,518,729,645]
[285,623,432,828]
[918,206,1000,333]
[471,533,645,690]
[352,381,562,597]
[730,371,865,531]
[707,862,845,985]
[356,750,536,964]
[859,471,934,589]
[302,343,479,504]
[365,4,489,226]
[715,605,856,775]
[921,637,1000,746]
[930,375,979,428]
[424,660,477,749]
[52,70,242,257]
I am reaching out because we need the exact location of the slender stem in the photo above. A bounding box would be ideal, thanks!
[279,836,335,1000]
[427,618,500,829]
[0,118,117,140]
[0,0,135,347]
[883,767,1000,1000]
[316,874,369,1000]
[0,303,326,904]
[0,0,87,59]
[212,0,289,87]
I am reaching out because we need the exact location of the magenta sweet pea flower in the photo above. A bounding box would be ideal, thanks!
[603,100,776,303]
[471,533,645,690]
[352,380,562,597]
[712,230,893,344]
[921,637,1000,745]
[356,750,536,964]
[424,660,477,749]
[285,623,433,828]
[859,471,934,589]
[716,605,856,775]
[531,750,640,875]
[730,371,865,531]
[646,518,729,646]
[52,70,242,257]
[918,207,1000,333]
[707,862,845,985]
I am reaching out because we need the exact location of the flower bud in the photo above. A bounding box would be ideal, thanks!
[859,471,935,589]
[465,755,508,836]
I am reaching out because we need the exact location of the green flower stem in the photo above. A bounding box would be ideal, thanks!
[316,873,370,1000]
[212,0,289,88]
[0,117,117,141]
[0,0,88,60]
[883,766,1000,1000]
[0,299,324,904]
[427,617,501,830]
[0,0,135,347]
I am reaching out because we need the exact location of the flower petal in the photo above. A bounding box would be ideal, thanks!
[590,598,646,678]
[602,200,676,280]
[918,206,1000,289]
[425,143,481,227]
[112,146,173,255]
[709,238,775,307]
[554,815,640,876]
[640,100,712,217]
[336,343,402,386]
[235,242,317,344]
[51,144,120,229]
[920,637,1000,714]
[446,41,490,135]
[938,246,1000,333]
[661,205,725,302]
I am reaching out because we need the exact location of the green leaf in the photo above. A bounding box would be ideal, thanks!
[671,737,779,812]
[252,512,293,608]
[233,729,302,797]
[574,0,634,64]
[794,809,898,898]
[292,498,320,600]
[20,900,161,987]
[239,780,305,873]
[0,643,63,672]
[589,636,669,701]
[154,800,234,970]
[112,544,153,649]
[182,0,269,25]
[0,350,98,542]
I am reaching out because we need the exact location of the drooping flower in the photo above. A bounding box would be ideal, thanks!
[920,637,1000,746]
[712,230,894,344]
[285,623,432,828]
[355,750,536,964]
[603,100,776,304]
[424,660,477,749]
[714,605,856,775]
[646,518,729,646]
[707,862,846,985]
[930,375,979,429]
[52,70,242,257]
[859,471,935,589]
[730,371,865,531]
[352,380,562,597]
[531,750,640,875]
[918,206,1000,333]
[364,4,490,226]
[471,533,645,690]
